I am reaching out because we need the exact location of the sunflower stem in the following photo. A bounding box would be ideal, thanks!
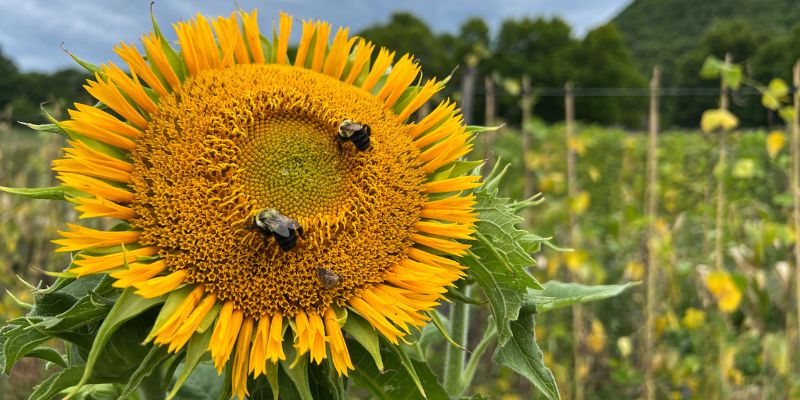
[462,322,497,390]
[443,284,471,396]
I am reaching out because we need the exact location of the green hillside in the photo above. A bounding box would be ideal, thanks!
[613,0,800,76]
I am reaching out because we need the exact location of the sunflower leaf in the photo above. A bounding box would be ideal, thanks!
[0,320,51,374]
[531,281,640,313]
[64,288,166,399]
[26,347,68,368]
[464,164,544,347]
[280,339,313,400]
[168,327,214,400]
[388,343,427,398]
[28,365,86,400]
[342,312,383,371]
[349,341,450,400]
[171,361,224,400]
[0,185,82,200]
[120,343,173,398]
[493,311,560,400]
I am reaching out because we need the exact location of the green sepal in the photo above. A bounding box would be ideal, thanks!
[387,342,427,399]
[465,124,503,135]
[262,33,276,64]
[280,338,313,400]
[64,287,166,399]
[342,312,383,371]
[424,310,465,350]
[61,43,102,75]
[431,160,484,181]
[444,285,485,305]
[264,361,281,400]
[150,7,187,82]
[0,186,82,201]
[167,327,214,400]
[18,121,67,136]
[120,344,173,398]
[196,302,221,334]
[146,286,196,342]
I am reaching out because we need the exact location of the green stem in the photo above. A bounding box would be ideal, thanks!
[462,323,498,389]
[443,285,472,396]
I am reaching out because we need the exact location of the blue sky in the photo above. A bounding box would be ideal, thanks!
[0,0,631,72]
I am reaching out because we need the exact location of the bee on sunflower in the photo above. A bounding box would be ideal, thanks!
[0,7,634,400]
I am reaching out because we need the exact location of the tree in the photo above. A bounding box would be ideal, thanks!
[358,13,453,80]
[571,23,647,127]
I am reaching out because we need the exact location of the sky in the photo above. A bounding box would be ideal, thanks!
[0,0,631,72]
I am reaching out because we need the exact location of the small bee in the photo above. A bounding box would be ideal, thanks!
[246,208,304,251]
[316,267,341,290]
[337,119,371,151]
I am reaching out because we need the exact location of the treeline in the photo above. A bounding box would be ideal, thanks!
[2,12,799,129]
[358,13,647,128]
[0,50,90,126]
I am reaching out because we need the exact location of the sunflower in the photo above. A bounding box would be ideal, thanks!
[50,9,478,398]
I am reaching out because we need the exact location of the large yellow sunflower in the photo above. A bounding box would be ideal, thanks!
[52,10,478,397]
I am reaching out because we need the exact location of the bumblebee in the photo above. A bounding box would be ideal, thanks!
[246,208,304,251]
[337,119,371,151]
[316,267,341,290]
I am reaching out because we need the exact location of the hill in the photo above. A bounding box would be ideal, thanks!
[612,0,800,77]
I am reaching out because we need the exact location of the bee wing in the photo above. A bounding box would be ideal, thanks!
[264,218,292,237]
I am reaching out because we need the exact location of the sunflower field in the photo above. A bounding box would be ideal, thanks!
[0,7,798,400]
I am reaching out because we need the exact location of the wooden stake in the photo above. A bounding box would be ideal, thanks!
[565,81,585,400]
[792,60,800,375]
[522,75,534,202]
[460,62,478,125]
[644,66,660,400]
[483,76,496,174]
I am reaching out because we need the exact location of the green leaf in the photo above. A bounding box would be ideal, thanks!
[168,327,214,400]
[280,338,313,400]
[493,312,559,400]
[29,366,86,400]
[350,342,449,400]
[120,344,173,398]
[721,65,742,90]
[424,311,465,350]
[388,344,427,398]
[463,164,545,347]
[0,321,51,374]
[342,312,383,371]
[65,288,166,399]
[0,186,82,200]
[700,55,722,79]
[533,281,640,313]
[27,347,68,368]
[172,361,224,400]
[779,106,795,123]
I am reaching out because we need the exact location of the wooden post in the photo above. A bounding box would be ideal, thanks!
[792,60,800,373]
[482,76,496,174]
[565,81,585,400]
[715,54,731,272]
[522,75,534,201]
[644,66,661,400]
[714,53,732,399]
[460,61,478,125]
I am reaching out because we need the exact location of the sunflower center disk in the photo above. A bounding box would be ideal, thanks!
[130,64,426,317]
[240,114,347,219]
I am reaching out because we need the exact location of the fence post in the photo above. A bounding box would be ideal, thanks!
[792,60,800,374]
[644,66,661,400]
[461,61,478,125]
[564,81,585,400]
[522,75,534,203]
[483,76,496,175]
